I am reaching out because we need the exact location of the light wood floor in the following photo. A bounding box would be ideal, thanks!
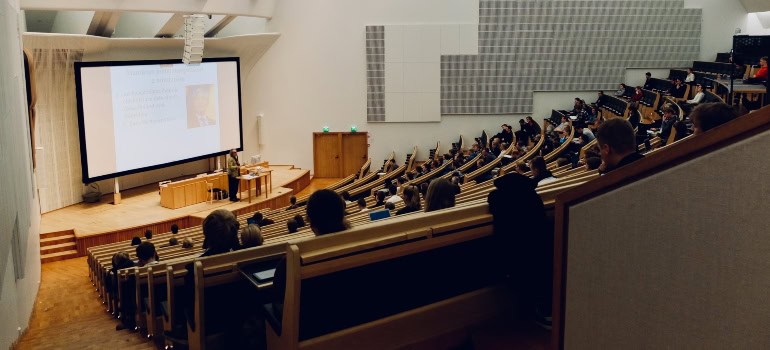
[15,257,157,350]
[294,177,342,197]
[41,166,307,237]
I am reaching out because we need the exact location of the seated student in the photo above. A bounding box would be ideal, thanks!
[668,78,687,99]
[305,189,350,236]
[181,238,194,249]
[643,72,652,90]
[136,242,158,267]
[293,214,306,228]
[171,223,179,234]
[168,237,178,247]
[419,182,429,197]
[384,202,396,211]
[385,185,402,203]
[273,190,350,320]
[111,251,136,331]
[575,122,595,144]
[616,83,627,96]
[487,173,552,328]
[286,195,298,210]
[525,116,542,141]
[369,191,387,208]
[690,102,740,135]
[596,118,644,173]
[627,102,642,129]
[356,197,369,213]
[240,224,264,248]
[553,115,569,134]
[680,84,705,114]
[585,157,602,171]
[530,156,557,185]
[651,107,678,145]
[250,211,275,227]
[396,186,421,215]
[406,172,416,181]
[131,236,141,246]
[490,139,501,157]
[595,90,607,107]
[672,121,689,142]
[341,191,352,204]
[475,158,494,183]
[286,219,298,234]
[200,209,241,257]
[424,178,456,212]
[144,229,153,240]
[631,86,643,102]
[685,68,695,83]
[515,163,530,175]
[178,209,240,321]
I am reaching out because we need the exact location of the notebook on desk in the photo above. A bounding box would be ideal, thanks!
[253,268,276,283]
[369,209,391,221]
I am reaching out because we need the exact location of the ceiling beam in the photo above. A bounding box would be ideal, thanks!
[20,0,275,19]
[87,11,121,37]
[155,13,186,38]
[204,15,235,37]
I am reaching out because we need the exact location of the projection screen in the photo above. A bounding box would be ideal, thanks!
[74,57,243,183]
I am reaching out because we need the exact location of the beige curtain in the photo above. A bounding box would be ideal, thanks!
[33,48,84,213]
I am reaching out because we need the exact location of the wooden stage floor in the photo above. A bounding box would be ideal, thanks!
[41,165,309,237]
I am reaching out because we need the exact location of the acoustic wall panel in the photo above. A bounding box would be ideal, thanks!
[365,25,385,121]
[367,0,701,120]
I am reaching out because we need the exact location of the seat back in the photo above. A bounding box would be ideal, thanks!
[267,204,508,350]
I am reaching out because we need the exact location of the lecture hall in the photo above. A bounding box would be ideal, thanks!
[3,0,770,349]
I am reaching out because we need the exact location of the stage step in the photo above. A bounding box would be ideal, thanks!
[40,229,78,263]
[40,234,76,246]
[41,249,79,263]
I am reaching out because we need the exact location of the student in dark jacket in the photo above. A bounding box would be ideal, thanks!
[395,186,421,215]
[596,118,644,173]
[487,173,552,327]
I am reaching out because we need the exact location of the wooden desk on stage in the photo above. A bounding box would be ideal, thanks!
[238,170,272,203]
[159,172,227,209]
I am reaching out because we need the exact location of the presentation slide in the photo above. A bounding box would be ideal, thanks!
[76,58,242,182]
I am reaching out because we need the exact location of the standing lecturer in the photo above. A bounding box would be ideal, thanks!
[227,149,240,202]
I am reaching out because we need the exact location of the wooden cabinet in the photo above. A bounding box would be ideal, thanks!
[313,132,368,178]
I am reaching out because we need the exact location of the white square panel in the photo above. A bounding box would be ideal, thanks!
[403,26,422,62]
[384,62,404,93]
[420,93,441,121]
[384,25,403,63]
[385,93,404,122]
[403,62,440,93]
[420,26,441,63]
[403,93,421,122]
[459,23,478,55]
[440,24,460,55]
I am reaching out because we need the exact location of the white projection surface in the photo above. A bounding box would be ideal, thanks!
[77,59,242,182]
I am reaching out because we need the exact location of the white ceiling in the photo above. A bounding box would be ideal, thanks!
[741,0,770,14]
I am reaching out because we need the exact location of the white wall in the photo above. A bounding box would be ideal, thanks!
[246,0,751,173]
[0,0,42,348]
[50,10,93,34]
[244,0,481,170]
[685,0,748,61]
[625,68,673,87]
[746,12,770,35]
